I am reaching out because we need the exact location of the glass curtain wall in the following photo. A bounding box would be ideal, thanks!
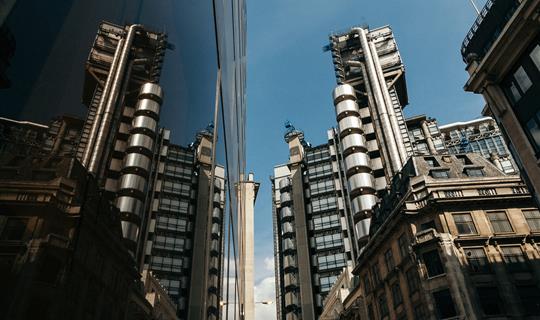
[0,0,245,319]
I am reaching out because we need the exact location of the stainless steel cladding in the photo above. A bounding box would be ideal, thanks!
[136,99,161,115]
[341,133,367,153]
[280,191,292,204]
[335,100,360,118]
[279,177,291,190]
[332,84,377,247]
[116,82,163,251]
[348,172,375,192]
[123,153,152,172]
[119,173,147,193]
[355,218,371,240]
[128,134,154,152]
[350,194,377,213]
[132,115,157,132]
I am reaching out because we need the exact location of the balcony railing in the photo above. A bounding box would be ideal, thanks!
[461,0,521,62]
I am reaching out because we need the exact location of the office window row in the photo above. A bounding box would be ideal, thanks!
[309,178,334,196]
[306,148,330,164]
[156,215,189,232]
[453,209,540,235]
[312,214,340,231]
[162,180,191,196]
[314,233,342,250]
[307,162,332,180]
[310,195,337,213]
[317,252,346,271]
[164,164,192,180]
[159,198,190,214]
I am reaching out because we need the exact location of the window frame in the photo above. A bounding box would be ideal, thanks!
[452,212,478,235]
[486,210,514,234]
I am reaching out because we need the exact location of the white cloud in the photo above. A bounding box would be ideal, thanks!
[255,276,277,320]
[264,256,274,271]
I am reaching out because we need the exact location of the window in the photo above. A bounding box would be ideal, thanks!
[501,246,528,272]
[433,289,457,319]
[156,215,188,232]
[153,234,185,252]
[523,209,540,232]
[526,115,540,151]
[464,247,490,273]
[398,234,409,260]
[453,213,477,235]
[310,195,337,213]
[477,287,503,315]
[423,250,444,277]
[378,294,389,317]
[150,255,183,272]
[319,275,338,292]
[310,178,334,196]
[530,45,540,70]
[433,138,445,150]
[517,285,540,316]
[312,214,340,231]
[514,66,533,93]
[159,198,189,214]
[314,233,342,250]
[424,157,438,167]
[363,274,371,294]
[308,162,332,179]
[500,159,515,173]
[411,127,424,140]
[384,249,395,272]
[0,218,27,240]
[317,253,346,271]
[371,263,381,286]
[416,142,428,152]
[391,283,403,307]
[487,211,513,233]
[406,268,420,293]
[431,169,449,179]
[465,168,484,177]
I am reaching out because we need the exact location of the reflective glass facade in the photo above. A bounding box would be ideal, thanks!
[0,1,245,319]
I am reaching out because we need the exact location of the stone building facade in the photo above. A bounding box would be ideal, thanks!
[342,153,540,319]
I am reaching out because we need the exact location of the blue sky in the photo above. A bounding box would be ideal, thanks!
[246,1,487,318]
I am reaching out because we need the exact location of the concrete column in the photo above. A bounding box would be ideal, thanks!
[421,121,437,154]
[238,173,259,320]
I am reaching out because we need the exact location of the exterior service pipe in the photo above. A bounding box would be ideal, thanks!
[81,38,125,168]
[88,24,143,174]
[353,27,402,174]
[368,40,408,164]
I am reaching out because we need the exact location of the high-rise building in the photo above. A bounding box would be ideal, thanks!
[461,0,540,200]
[272,25,416,320]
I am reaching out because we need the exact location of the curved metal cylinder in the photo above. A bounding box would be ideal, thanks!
[282,222,294,235]
[132,115,157,132]
[279,178,290,190]
[117,196,144,215]
[355,218,371,240]
[332,84,356,103]
[348,172,375,192]
[280,191,291,204]
[351,194,377,214]
[123,153,152,172]
[338,116,362,135]
[121,220,139,242]
[119,173,147,193]
[280,207,293,220]
[341,133,367,152]
[335,100,360,118]
[344,153,371,173]
[282,238,295,251]
[128,133,154,151]
[136,99,161,116]
[139,82,163,101]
